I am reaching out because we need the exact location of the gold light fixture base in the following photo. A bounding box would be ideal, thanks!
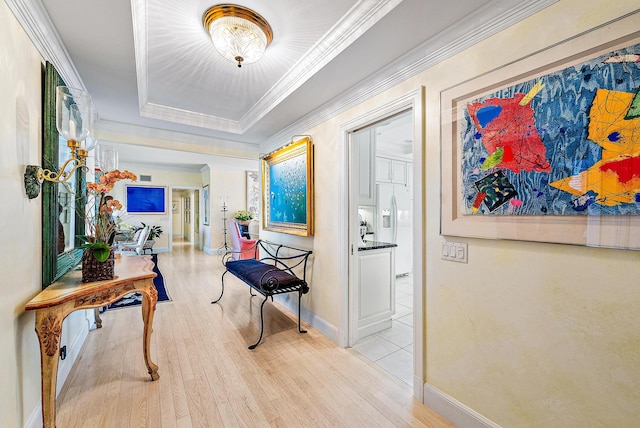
[24,139,89,199]
[203,4,273,67]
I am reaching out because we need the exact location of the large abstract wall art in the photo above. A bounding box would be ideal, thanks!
[441,23,640,248]
[461,43,640,216]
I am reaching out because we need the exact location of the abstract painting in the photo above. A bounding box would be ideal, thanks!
[203,185,209,225]
[441,25,640,248]
[261,137,314,236]
[246,170,259,218]
[461,42,640,216]
[126,185,166,214]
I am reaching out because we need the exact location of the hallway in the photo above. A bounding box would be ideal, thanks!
[56,245,450,427]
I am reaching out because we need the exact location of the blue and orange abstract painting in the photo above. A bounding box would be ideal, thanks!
[461,43,640,215]
[268,155,307,224]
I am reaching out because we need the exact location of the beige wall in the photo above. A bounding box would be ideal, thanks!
[208,162,258,252]
[421,2,640,426]
[1,2,51,425]
[5,0,640,426]
[263,1,640,426]
[260,0,640,427]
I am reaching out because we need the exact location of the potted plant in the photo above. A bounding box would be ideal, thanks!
[81,169,137,282]
[233,210,253,225]
[133,222,163,253]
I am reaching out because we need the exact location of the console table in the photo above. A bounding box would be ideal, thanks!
[25,255,160,428]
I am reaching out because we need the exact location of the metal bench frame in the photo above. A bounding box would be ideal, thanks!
[212,239,312,349]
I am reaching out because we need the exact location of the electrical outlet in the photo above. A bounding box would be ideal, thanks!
[60,345,67,360]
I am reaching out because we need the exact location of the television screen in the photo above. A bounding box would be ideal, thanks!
[126,186,166,214]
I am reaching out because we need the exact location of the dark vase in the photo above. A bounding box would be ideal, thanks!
[81,248,115,283]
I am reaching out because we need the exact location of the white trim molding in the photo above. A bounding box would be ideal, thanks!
[423,383,502,428]
[263,0,558,152]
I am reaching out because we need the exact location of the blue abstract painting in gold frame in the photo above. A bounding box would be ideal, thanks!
[261,137,314,236]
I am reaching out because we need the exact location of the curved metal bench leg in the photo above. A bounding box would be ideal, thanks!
[212,271,227,304]
[298,290,307,334]
[249,295,269,349]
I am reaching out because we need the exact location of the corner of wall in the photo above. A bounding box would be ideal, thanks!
[423,384,501,428]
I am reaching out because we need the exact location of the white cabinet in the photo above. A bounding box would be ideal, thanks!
[357,246,395,338]
[355,129,376,206]
[376,156,408,185]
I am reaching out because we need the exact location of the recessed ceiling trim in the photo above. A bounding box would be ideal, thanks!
[131,0,401,134]
[263,0,559,151]
[140,102,244,134]
[131,0,151,121]
[96,119,259,159]
[238,0,402,131]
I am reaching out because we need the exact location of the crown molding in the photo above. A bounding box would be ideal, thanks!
[131,0,401,134]
[139,102,244,134]
[96,119,259,159]
[5,0,86,90]
[239,0,402,130]
[130,0,245,133]
[8,0,557,147]
[263,0,558,150]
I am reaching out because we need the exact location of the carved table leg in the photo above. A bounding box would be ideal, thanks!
[94,307,103,328]
[140,282,159,380]
[35,311,63,428]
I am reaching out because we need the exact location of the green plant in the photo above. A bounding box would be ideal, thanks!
[234,210,253,221]
[82,170,137,262]
[134,222,164,241]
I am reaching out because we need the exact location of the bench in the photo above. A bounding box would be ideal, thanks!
[212,239,313,349]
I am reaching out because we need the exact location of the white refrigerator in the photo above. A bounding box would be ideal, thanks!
[376,183,412,276]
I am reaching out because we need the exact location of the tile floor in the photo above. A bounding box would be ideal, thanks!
[353,274,414,386]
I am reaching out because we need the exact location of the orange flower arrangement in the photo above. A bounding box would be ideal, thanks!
[83,169,137,261]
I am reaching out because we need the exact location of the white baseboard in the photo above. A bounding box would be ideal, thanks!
[273,294,339,344]
[357,318,392,338]
[56,320,90,396]
[25,403,41,428]
[423,383,502,428]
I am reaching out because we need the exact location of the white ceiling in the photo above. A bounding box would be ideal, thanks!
[8,0,557,167]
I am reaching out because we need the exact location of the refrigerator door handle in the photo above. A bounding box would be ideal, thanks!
[391,194,398,243]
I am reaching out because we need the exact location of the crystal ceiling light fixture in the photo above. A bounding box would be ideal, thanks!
[203,4,273,68]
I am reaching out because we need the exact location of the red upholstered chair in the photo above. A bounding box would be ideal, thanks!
[228,220,257,260]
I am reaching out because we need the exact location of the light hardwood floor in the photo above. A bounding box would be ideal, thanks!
[56,238,453,427]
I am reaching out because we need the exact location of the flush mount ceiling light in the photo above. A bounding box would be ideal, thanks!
[203,4,273,68]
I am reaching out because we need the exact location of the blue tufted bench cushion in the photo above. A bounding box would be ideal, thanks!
[214,239,312,349]
[226,258,304,293]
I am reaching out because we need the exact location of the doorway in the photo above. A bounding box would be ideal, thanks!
[170,186,200,251]
[352,110,414,385]
[342,88,424,398]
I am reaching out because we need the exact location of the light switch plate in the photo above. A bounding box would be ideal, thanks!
[441,241,468,263]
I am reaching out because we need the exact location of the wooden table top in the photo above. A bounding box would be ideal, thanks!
[25,255,156,311]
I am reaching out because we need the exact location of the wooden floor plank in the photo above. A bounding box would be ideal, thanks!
[55,238,453,427]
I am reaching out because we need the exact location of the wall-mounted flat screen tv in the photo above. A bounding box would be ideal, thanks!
[126,185,166,214]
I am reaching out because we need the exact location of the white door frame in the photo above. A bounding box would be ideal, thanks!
[169,185,200,252]
[339,87,425,400]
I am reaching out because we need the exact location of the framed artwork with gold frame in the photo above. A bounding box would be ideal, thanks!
[261,137,314,236]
